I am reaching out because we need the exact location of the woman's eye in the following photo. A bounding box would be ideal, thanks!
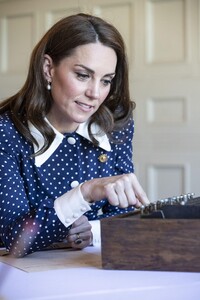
[76,72,89,80]
[102,79,112,86]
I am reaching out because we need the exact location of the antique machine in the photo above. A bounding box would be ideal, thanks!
[101,193,200,272]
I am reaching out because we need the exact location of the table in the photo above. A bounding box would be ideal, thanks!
[0,246,200,300]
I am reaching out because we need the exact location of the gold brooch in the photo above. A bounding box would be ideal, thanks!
[98,154,108,163]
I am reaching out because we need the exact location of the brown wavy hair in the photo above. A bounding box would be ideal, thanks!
[0,13,135,155]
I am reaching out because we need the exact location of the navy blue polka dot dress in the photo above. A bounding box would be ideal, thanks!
[0,112,135,256]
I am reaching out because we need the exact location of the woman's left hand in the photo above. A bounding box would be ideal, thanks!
[66,215,92,249]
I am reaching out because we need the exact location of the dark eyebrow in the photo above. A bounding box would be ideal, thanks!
[74,64,116,77]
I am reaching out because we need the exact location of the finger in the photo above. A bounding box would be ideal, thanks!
[104,183,120,206]
[67,230,92,243]
[67,232,92,250]
[135,189,149,206]
[70,215,91,235]
[130,174,150,205]
[119,175,139,207]
[114,181,129,208]
[74,232,83,245]
[106,175,137,208]
[69,221,92,236]
[71,215,88,228]
[70,238,91,249]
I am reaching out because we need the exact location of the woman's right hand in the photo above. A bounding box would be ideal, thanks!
[81,173,149,208]
[66,215,92,249]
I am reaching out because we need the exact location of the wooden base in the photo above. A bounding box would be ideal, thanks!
[101,210,200,272]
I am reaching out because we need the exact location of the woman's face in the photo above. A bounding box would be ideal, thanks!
[44,42,117,133]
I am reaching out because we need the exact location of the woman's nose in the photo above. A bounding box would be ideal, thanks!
[85,82,100,99]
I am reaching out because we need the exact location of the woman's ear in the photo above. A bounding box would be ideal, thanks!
[43,54,53,81]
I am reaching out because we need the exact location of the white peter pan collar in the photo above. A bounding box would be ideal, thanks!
[28,118,111,167]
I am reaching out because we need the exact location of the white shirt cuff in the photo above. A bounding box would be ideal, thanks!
[54,184,91,228]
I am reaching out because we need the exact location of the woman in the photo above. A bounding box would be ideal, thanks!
[0,13,149,257]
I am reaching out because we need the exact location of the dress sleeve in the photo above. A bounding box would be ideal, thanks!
[0,140,90,257]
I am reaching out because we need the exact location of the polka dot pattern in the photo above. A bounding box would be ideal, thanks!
[0,112,135,256]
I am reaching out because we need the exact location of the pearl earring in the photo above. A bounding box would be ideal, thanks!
[47,81,51,91]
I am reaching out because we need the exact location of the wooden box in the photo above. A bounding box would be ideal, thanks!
[101,206,200,272]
